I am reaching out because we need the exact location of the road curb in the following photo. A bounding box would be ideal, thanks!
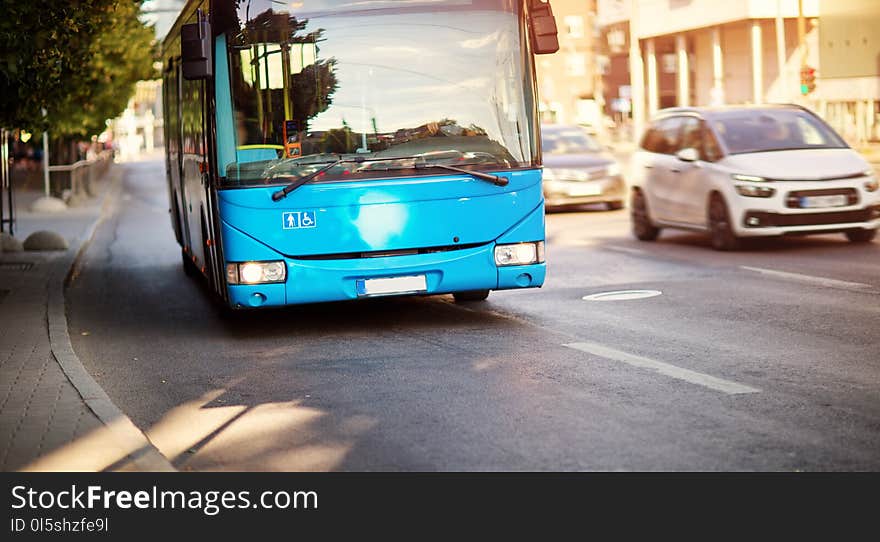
[47,164,176,472]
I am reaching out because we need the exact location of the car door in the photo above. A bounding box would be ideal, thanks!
[644,116,684,223]
[669,116,711,225]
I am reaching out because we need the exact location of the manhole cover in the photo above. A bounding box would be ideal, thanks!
[0,262,34,271]
[582,290,662,301]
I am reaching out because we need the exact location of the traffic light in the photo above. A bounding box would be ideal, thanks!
[800,66,816,95]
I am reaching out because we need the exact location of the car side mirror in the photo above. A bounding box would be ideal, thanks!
[181,18,212,80]
[528,0,560,55]
[676,147,699,162]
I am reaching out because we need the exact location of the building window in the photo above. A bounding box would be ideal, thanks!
[566,53,587,76]
[564,15,584,38]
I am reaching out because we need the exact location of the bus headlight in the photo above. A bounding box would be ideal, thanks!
[226,261,287,284]
[494,242,545,266]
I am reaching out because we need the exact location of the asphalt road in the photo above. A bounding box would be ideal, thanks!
[68,158,880,471]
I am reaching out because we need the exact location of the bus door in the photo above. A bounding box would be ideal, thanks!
[180,71,209,273]
[164,57,186,247]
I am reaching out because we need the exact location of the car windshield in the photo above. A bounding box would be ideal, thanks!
[542,127,602,154]
[710,109,848,155]
[218,0,537,186]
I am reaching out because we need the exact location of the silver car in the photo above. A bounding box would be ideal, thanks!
[541,124,625,211]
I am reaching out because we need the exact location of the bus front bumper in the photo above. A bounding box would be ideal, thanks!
[226,243,546,308]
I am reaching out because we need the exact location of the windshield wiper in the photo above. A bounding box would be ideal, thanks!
[271,156,363,201]
[413,162,508,186]
[271,154,509,201]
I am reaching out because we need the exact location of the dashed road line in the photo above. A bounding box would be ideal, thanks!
[605,245,648,256]
[740,266,877,293]
[564,341,760,395]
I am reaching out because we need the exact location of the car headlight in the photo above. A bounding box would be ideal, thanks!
[226,261,287,284]
[864,170,878,192]
[605,162,621,177]
[735,185,775,198]
[494,242,545,266]
[731,174,769,183]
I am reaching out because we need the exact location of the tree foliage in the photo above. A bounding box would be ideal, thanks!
[0,0,156,137]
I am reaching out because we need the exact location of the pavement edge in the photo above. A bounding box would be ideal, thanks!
[46,164,176,472]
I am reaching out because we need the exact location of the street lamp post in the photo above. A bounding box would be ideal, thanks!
[42,108,50,198]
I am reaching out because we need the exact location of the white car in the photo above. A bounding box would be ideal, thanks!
[629,105,880,250]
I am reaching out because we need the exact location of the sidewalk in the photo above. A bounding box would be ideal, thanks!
[0,158,172,471]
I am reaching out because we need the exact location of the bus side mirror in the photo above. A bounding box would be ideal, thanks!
[529,0,559,55]
[181,20,213,80]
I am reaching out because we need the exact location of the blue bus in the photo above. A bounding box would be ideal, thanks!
[162,0,558,310]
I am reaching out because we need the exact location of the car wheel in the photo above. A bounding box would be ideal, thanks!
[631,190,660,241]
[845,229,877,243]
[606,200,624,211]
[708,194,741,251]
[453,289,490,302]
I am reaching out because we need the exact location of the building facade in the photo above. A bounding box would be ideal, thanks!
[598,0,826,138]
[816,0,880,144]
[536,0,600,127]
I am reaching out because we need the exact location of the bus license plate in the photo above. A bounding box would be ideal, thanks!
[800,194,848,208]
[357,275,427,296]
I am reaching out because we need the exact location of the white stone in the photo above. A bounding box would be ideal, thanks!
[23,230,69,251]
[29,196,68,213]
[0,232,23,252]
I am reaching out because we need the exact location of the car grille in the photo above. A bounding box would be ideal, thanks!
[744,206,880,228]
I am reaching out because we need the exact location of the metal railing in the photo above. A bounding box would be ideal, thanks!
[47,151,113,201]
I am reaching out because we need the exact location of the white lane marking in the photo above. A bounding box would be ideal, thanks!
[564,341,760,395]
[739,266,876,293]
[605,246,647,256]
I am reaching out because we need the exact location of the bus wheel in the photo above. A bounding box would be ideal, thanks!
[181,249,197,277]
[453,289,490,302]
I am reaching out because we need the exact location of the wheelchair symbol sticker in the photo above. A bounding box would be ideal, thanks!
[282,211,317,230]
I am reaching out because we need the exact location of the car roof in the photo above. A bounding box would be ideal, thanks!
[652,103,812,121]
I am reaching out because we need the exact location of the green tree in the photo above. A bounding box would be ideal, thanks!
[0,1,155,146]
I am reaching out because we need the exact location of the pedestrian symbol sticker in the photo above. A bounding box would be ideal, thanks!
[282,211,317,230]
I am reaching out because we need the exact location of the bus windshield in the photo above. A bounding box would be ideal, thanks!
[220,0,537,186]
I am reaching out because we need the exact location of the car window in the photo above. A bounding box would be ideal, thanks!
[639,124,661,153]
[702,123,723,162]
[655,116,684,155]
[711,109,847,154]
[679,117,702,156]
[796,117,824,145]
[641,116,688,155]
